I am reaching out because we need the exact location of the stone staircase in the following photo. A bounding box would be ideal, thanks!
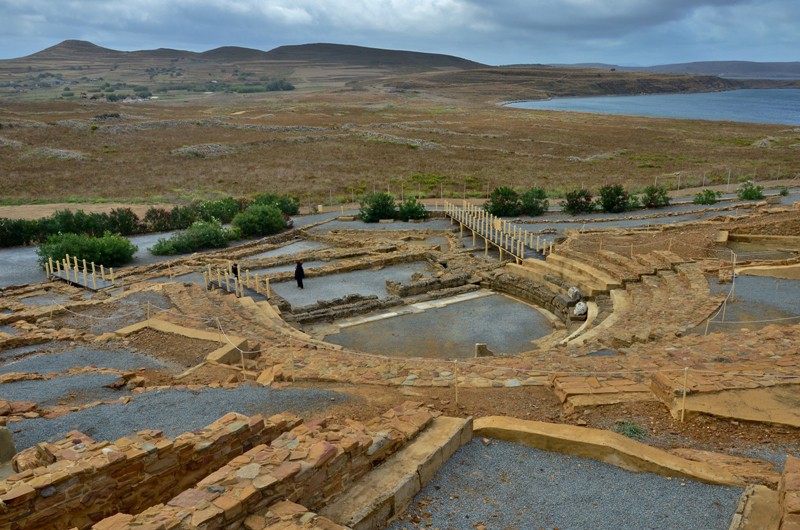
[548,249,720,347]
[85,403,454,530]
[319,416,472,530]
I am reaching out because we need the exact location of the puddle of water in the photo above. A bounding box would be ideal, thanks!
[324,292,552,359]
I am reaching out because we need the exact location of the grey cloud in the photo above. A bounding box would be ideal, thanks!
[0,0,797,64]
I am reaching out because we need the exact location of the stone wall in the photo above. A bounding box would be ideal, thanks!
[0,412,301,530]
[91,402,433,530]
[489,272,570,323]
[780,456,800,530]
[386,273,470,297]
[288,294,402,324]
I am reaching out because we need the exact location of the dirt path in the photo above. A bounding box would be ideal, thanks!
[0,203,172,220]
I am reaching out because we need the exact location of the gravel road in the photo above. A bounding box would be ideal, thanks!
[389,438,742,530]
[10,385,348,450]
[0,372,122,406]
[0,346,164,374]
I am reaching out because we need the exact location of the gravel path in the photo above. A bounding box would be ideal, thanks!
[0,346,164,374]
[389,439,742,530]
[10,386,348,450]
[0,341,74,364]
[0,372,122,406]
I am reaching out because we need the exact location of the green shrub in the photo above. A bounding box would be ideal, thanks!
[640,185,670,209]
[252,193,300,216]
[596,184,630,213]
[779,186,789,197]
[150,220,228,255]
[737,180,764,200]
[359,192,398,223]
[107,208,141,235]
[521,186,549,216]
[484,186,522,217]
[612,421,647,441]
[143,207,174,232]
[693,189,721,205]
[0,218,40,247]
[198,197,242,224]
[37,232,138,267]
[231,204,287,237]
[398,197,429,221]
[170,203,202,229]
[561,189,595,215]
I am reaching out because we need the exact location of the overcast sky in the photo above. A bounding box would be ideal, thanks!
[1,0,797,65]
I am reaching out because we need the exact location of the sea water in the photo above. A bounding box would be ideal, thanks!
[508,88,800,125]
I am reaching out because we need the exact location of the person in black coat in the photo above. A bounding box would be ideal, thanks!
[294,261,305,289]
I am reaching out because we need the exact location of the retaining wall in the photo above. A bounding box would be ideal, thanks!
[0,412,301,530]
[780,456,800,530]
[92,402,433,530]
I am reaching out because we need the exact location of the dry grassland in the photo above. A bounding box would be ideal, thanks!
[1,79,798,207]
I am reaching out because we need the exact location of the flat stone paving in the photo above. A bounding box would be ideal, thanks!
[324,292,554,359]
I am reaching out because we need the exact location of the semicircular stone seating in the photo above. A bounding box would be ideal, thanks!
[515,247,723,348]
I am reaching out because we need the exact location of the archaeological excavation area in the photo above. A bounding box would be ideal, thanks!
[0,194,799,529]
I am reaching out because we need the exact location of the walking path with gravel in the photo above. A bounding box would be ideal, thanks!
[389,438,743,530]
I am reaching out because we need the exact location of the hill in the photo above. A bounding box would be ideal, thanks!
[552,60,800,79]
[9,40,484,70]
[0,40,487,100]
[263,43,484,69]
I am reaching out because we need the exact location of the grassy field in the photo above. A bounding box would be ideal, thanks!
[0,50,798,207]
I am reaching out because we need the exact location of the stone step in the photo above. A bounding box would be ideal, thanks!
[504,263,571,297]
[319,416,473,530]
[633,252,674,271]
[557,248,639,284]
[596,250,656,278]
[517,258,606,296]
[546,253,622,291]
[652,250,691,266]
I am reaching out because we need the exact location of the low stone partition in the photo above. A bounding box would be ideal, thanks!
[288,293,402,324]
[92,402,434,530]
[0,412,301,530]
[780,456,800,530]
[385,273,470,297]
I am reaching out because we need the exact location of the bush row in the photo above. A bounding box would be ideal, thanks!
[150,203,288,256]
[0,194,299,248]
[37,232,138,268]
[358,194,430,223]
